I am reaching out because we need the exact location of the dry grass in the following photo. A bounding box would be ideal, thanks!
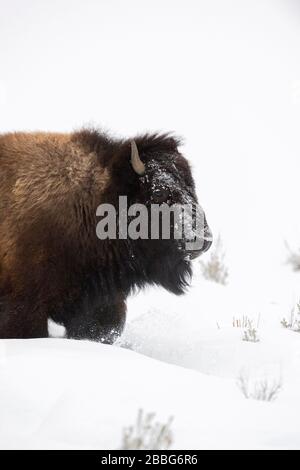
[120,409,174,450]
[200,235,228,285]
[232,316,253,328]
[285,242,300,271]
[237,373,282,402]
[233,316,260,342]
[281,301,300,332]
[242,323,260,343]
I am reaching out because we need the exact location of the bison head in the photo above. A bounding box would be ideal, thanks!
[102,133,212,295]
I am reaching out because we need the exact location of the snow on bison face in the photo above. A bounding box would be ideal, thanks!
[99,135,213,295]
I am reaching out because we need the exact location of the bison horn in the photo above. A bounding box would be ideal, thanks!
[131,140,145,176]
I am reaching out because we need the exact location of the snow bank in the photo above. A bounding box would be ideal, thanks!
[0,338,299,450]
[121,264,300,379]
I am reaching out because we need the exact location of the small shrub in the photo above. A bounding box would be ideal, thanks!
[281,301,300,332]
[237,373,282,402]
[199,235,228,285]
[242,322,260,343]
[285,242,300,271]
[120,409,174,450]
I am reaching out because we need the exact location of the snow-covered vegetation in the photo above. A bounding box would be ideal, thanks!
[199,235,229,285]
[120,409,173,450]
[237,373,282,402]
[281,301,300,333]
[242,322,260,343]
[286,243,300,272]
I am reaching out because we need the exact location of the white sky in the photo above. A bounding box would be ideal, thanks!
[1,0,300,282]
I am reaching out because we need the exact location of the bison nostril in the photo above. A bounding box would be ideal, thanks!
[185,232,212,260]
[202,238,212,253]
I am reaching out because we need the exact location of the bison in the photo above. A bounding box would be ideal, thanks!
[0,129,212,342]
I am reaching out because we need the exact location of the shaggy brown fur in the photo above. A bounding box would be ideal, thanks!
[0,129,211,341]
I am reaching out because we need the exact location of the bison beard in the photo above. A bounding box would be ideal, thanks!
[0,129,209,342]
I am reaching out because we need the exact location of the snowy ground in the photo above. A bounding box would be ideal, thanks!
[0,262,300,450]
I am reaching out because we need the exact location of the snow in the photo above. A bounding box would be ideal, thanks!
[122,264,300,380]
[1,264,300,449]
[1,0,300,450]
[0,334,299,450]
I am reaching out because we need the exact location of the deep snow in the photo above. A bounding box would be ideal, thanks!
[0,334,300,450]
[1,263,300,450]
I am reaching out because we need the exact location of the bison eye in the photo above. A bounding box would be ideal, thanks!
[152,188,170,204]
